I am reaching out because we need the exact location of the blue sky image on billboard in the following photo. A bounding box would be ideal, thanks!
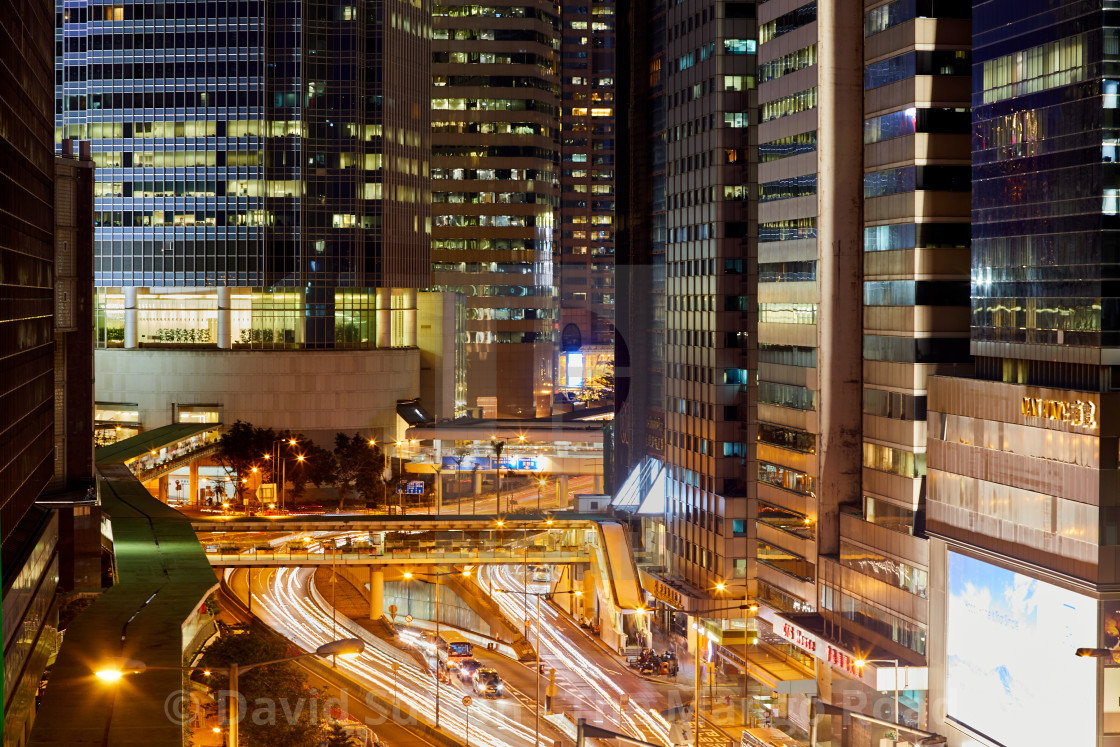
[947,551,1096,746]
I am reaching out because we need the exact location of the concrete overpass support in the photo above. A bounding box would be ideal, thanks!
[435,472,443,512]
[158,475,169,503]
[473,470,483,495]
[370,567,384,620]
[593,474,603,493]
[189,460,200,506]
[558,474,569,506]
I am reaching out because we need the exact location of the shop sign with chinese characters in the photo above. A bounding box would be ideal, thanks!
[826,645,860,677]
[777,621,817,654]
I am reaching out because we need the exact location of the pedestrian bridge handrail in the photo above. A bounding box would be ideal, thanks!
[203,548,591,566]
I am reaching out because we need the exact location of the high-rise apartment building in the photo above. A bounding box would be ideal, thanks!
[925,2,1120,745]
[557,0,616,388]
[430,0,560,418]
[56,0,431,441]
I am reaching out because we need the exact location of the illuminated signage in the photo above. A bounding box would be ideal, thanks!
[1020,397,1097,429]
[566,352,585,387]
[826,645,860,677]
[649,580,683,609]
[777,621,817,654]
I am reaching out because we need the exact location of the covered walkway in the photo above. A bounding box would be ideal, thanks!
[31,430,219,747]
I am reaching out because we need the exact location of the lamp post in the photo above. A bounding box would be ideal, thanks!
[263,437,298,512]
[96,638,365,747]
[854,658,901,725]
[714,582,758,703]
[491,439,505,512]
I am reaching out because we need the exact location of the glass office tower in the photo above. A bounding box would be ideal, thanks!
[926,2,1120,745]
[56,0,431,437]
[430,0,560,418]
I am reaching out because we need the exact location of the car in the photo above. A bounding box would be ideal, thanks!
[472,668,504,698]
[457,658,483,683]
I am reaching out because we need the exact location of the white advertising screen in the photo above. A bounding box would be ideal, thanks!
[566,352,584,387]
[947,551,1097,746]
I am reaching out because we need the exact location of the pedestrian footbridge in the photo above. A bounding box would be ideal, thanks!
[193,512,650,652]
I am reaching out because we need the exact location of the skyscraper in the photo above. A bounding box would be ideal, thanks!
[615,0,756,650]
[430,0,560,418]
[57,0,431,441]
[557,0,617,388]
[926,2,1120,745]
[3,0,95,740]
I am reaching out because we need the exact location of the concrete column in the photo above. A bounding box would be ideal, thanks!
[816,0,864,555]
[593,474,604,493]
[216,286,232,349]
[189,460,200,506]
[558,474,569,506]
[376,288,391,348]
[402,288,417,348]
[158,475,169,503]
[435,471,443,513]
[473,470,482,495]
[124,286,138,348]
[370,567,385,620]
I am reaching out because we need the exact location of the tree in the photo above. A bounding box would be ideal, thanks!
[198,634,320,747]
[321,722,360,747]
[216,421,278,507]
[287,437,335,502]
[333,433,384,511]
[577,372,616,403]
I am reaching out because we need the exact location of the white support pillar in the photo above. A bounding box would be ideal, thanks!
[124,286,138,349]
[558,474,569,507]
[473,470,483,495]
[216,286,232,349]
[376,288,392,348]
[593,474,604,493]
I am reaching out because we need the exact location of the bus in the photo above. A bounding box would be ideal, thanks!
[434,631,474,670]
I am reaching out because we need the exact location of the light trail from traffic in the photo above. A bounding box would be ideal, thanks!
[232,566,549,747]
[478,564,673,746]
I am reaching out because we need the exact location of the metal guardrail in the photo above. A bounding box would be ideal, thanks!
[203,548,591,565]
[134,444,219,482]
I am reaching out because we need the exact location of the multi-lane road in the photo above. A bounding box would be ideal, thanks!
[227,528,737,747]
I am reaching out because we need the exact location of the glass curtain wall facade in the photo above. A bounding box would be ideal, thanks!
[57,0,430,353]
[925,1,1120,744]
[430,0,560,418]
[558,0,616,368]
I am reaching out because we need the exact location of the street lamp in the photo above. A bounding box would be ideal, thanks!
[491,440,505,512]
[854,658,901,725]
[263,437,299,512]
[96,638,365,747]
[713,583,758,705]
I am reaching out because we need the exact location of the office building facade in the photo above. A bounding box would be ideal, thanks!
[430,0,560,418]
[926,2,1120,745]
[557,0,616,390]
[615,0,757,662]
[56,0,431,440]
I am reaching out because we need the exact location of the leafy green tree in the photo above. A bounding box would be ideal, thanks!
[216,421,278,506]
[577,372,616,403]
[287,438,335,502]
[198,635,320,747]
[321,722,360,747]
[333,433,384,511]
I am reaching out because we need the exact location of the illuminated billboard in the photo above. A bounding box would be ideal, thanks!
[946,551,1096,746]
[566,352,584,387]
